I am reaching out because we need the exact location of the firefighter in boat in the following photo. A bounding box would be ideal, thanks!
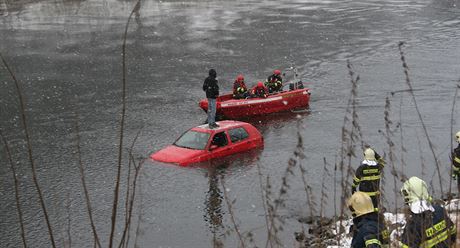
[251,81,269,98]
[233,74,249,99]
[265,69,283,93]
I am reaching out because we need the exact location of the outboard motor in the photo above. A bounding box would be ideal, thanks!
[284,66,304,91]
[289,81,304,90]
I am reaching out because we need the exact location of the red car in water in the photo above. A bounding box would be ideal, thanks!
[150,120,264,166]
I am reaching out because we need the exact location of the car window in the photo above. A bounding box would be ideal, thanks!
[228,127,249,143]
[211,132,228,147]
[173,130,210,150]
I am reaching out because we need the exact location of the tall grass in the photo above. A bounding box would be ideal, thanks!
[1,52,56,248]
[0,129,27,248]
[398,42,444,195]
[109,1,142,247]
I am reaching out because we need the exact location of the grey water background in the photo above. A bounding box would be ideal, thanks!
[1,0,460,247]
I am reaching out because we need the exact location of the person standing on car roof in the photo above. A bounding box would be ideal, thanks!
[202,69,219,128]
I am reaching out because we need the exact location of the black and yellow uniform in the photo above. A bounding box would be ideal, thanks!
[452,143,460,191]
[350,212,390,248]
[351,160,384,210]
[233,80,248,99]
[265,74,283,93]
[401,204,456,248]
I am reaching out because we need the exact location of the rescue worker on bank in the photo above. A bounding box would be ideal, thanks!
[251,81,269,98]
[400,176,456,248]
[265,69,283,93]
[451,131,460,192]
[232,74,249,99]
[352,148,385,211]
[348,191,390,248]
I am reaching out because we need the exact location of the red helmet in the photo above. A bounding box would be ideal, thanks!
[237,74,244,81]
[257,81,264,87]
[273,69,281,75]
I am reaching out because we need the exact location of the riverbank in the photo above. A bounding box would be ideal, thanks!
[296,199,460,247]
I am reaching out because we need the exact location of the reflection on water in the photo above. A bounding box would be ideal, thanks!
[204,165,224,247]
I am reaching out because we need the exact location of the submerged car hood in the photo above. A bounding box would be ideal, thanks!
[150,145,205,166]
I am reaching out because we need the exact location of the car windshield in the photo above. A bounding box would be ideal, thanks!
[173,130,210,150]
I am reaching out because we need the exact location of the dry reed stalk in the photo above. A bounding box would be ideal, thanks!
[75,116,101,248]
[65,192,72,248]
[255,161,273,247]
[337,60,362,245]
[398,96,408,182]
[448,84,460,238]
[119,156,144,248]
[264,175,279,247]
[132,170,144,248]
[220,176,246,248]
[383,96,401,220]
[448,84,460,198]
[0,129,27,248]
[109,1,141,247]
[119,129,142,248]
[0,52,56,248]
[398,42,443,195]
[320,158,330,220]
[265,134,300,247]
[295,123,315,219]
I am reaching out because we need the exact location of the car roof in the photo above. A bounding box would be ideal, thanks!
[192,120,249,132]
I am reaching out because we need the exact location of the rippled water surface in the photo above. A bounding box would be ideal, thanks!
[1,0,460,247]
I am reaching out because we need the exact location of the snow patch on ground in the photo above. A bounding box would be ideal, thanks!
[326,199,460,247]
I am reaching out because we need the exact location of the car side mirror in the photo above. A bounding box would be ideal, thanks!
[209,144,218,151]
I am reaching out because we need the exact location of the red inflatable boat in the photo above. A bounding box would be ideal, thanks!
[199,88,311,119]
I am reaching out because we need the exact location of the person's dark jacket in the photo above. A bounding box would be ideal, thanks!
[452,144,460,175]
[252,84,269,98]
[401,204,456,248]
[351,213,389,248]
[352,160,384,195]
[203,69,219,99]
[267,74,283,84]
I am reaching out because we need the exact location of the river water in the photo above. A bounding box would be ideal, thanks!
[1,0,460,247]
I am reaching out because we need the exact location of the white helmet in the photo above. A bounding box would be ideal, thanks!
[364,148,376,161]
[400,176,431,204]
[456,131,460,143]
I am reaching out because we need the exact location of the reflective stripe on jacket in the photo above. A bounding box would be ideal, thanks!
[400,205,456,248]
[352,160,384,194]
[351,213,389,248]
[453,144,460,174]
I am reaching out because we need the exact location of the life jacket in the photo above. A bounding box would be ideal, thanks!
[233,80,247,94]
[253,85,268,98]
